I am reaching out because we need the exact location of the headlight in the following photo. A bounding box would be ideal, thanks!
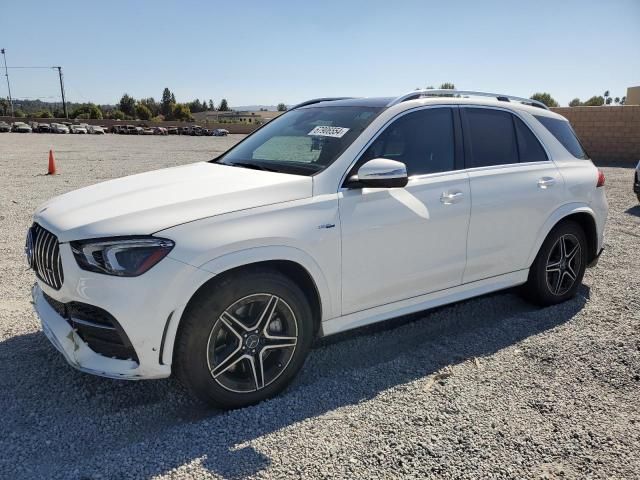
[71,237,174,277]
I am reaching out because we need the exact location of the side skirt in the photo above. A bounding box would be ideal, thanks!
[320,269,529,336]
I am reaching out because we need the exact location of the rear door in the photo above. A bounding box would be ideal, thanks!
[461,107,564,283]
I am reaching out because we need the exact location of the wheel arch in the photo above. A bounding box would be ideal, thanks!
[528,204,599,267]
[162,248,332,367]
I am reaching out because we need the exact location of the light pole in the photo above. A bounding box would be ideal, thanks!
[54,66,68,119]
[1,48,14,117]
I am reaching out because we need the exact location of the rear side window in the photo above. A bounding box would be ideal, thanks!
[534,115,588,159]
[464,108,518,167]
[514,117,548,163]
[360,107,455,176]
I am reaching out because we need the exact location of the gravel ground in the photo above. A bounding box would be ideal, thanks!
[0,133,638,480]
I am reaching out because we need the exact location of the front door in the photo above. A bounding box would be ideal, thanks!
[339,107,471,315]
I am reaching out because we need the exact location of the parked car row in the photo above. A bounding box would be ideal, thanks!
[110,125,167,135]
[0,121,230,136]
[110,124,229,136]
[0,121,33,133]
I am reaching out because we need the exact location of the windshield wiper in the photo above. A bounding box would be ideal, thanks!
[225,161,279,172]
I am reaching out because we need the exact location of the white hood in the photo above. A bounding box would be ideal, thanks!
[35,162,313,242]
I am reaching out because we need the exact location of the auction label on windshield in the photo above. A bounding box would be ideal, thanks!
[308,126,350,138]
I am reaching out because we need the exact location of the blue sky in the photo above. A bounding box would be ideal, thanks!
[2,0,639,107]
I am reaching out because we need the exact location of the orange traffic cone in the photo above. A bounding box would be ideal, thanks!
[48,150,56,175]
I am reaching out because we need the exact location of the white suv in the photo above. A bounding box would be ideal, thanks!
[28,90,608,408]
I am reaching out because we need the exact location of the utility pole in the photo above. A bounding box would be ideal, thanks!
[1,48,14,117]
[54,66,68,119]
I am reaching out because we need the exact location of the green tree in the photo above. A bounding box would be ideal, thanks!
[71,103,103,119]
[187,99,206,113]
[110,109,125,120]
[621,96,626,105]
[171,103,193,121]
[160,88,174,117]
[0,98,8,115]
[14,109,26,118]
[118,94,136,117]
[37,110,53,118]
[530,92,559,108]
[603,90,610,105]
[614,97,620,104]
[218,98,230,111]
[208,99,215,111]
[135,102,152,120]
[277,103,287,111]
[139,97,159,116]
[439,82,455,89]
[569,98,582,107]
[583,96,604,106]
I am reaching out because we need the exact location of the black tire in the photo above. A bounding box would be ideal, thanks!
[175,268,314,409]
[523,220,587,306]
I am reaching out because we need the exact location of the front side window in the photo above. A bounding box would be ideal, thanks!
[216,106,383,176]
[358,108,455,176]
[464,108,518,167]
[534,115,589,159]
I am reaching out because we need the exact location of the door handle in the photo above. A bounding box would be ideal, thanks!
[537,177,556,189]
[440,191,464,204]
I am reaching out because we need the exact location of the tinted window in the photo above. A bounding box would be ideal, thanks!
[465,108,518,167]
[534,115,588,159]
[360,108,455,176]
[514,116,547,163]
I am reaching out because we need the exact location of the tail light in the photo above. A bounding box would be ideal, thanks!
[596,169,605,188]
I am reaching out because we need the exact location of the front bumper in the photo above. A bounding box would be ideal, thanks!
[33,283,144,379]
[31,241,214,380]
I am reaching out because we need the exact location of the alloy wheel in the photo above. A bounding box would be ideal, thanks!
[206,294,298,393]
[545,233,581,296]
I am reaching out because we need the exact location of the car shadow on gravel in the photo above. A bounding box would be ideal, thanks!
[625,205,640,217]
[0,287,589,479]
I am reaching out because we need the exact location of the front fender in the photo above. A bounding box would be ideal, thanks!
[527,202,597,266]
[199,245,335,321]
[160,245,336,367]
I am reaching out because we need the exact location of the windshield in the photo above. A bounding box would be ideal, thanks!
[215,106,383,176]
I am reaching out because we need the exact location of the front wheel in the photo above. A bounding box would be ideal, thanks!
[175,269,314,408]
[523,220,587,306]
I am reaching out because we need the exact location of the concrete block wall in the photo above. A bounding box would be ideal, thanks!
[551,106,640,163]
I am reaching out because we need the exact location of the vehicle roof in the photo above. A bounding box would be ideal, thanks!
[303,95,565,120]
[301,97,394,108]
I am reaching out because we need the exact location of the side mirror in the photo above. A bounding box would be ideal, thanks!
[348,158,408,188]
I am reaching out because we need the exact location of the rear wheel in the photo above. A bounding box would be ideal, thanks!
[523,220,587,306]
[175,269,314,408]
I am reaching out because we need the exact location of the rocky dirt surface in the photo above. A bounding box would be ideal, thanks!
[0,133,638,479]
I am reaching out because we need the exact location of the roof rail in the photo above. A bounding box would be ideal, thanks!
[289,97,355,110]
[387,90,549,110]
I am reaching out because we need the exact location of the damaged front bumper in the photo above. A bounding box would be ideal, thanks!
[33,283,151,380]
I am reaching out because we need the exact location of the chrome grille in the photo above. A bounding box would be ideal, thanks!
[29,223,64,290]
